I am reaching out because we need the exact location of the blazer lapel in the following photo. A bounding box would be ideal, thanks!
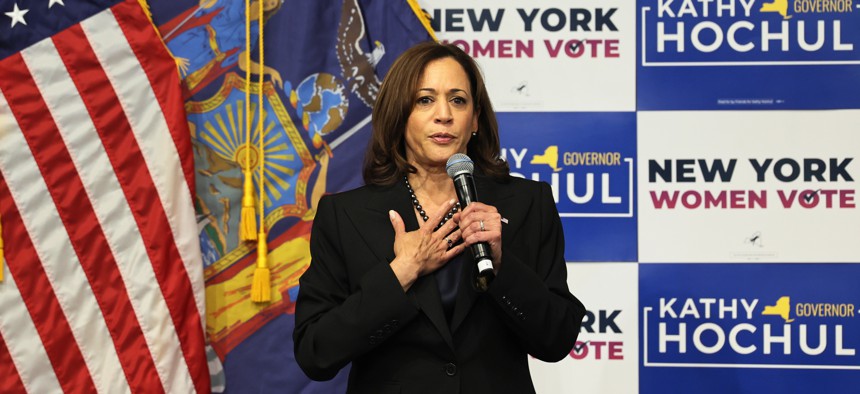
[346,183,455,350]
[450,176,516,334]
[344,183,410,264]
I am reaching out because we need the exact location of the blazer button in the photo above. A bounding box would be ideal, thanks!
[444,363,457,376]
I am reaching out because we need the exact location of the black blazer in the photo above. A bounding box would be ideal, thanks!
[294,176,585,394]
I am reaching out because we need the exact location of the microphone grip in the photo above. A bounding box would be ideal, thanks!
[452,174,495,282]
[452,173,478,206]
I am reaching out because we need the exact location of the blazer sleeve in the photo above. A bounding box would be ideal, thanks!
[486,181,586,362]
[293,195,420,381]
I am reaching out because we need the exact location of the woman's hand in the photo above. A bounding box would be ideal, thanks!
[389,199,464,291]
[454,202,503,273]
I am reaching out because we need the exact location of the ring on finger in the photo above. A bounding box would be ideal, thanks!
[479,220,485,232]
[446,237,453,247]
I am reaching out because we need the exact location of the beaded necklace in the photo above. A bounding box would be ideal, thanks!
[403,175,460,231]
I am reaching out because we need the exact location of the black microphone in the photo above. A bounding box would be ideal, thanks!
[446,153,495,285]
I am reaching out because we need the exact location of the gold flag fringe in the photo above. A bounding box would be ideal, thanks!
[407,0,437,41]
[138,0,186,76]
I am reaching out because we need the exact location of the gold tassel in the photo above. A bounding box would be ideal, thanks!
[238,0,256,242]
[250,232,270,302]
[250,0,270,303]
[239,170,257,241]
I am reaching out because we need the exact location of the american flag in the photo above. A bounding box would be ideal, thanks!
[0,0,209,392]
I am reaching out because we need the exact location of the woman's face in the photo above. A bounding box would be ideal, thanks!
[404,57,478,171]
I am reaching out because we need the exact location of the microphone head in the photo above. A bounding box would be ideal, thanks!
[446,153,474,178]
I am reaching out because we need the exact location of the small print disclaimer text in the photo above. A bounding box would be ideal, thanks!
[717,98,784,105]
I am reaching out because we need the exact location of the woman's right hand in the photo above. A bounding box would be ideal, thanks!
[388,199,464,291]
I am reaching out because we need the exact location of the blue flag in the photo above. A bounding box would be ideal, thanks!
[150,0,432,392]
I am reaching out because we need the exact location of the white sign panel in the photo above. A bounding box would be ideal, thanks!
[418,0,636,111]
[529,262,639,394]
[638,110,860,262]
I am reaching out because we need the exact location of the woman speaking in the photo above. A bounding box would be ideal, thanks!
[293,41,585,394]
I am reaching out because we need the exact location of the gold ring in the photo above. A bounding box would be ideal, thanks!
[479,220,485,231]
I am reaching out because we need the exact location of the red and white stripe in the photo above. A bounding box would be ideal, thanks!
[0,1,208,393]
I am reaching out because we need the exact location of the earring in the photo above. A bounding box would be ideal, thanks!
[472,131,477,136]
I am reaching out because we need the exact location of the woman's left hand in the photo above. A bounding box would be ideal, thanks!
[454,202,502,273]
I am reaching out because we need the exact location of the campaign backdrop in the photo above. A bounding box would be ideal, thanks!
[423,1,860,393]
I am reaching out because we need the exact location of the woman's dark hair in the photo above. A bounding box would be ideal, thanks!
[363,41,510,185]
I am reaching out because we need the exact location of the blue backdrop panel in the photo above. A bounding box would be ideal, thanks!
[640,263,860,393]
[498,112,637,262]
[637,0,860,110]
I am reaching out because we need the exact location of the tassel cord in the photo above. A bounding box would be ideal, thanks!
[250,0,270,303]
[239,0,257,241]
